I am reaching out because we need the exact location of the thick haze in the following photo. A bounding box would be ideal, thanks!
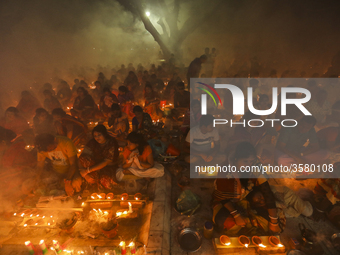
[1,0,340,109]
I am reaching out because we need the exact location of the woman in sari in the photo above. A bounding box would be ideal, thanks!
[116,132,164,181]
[144,83,160,119]
[71,87,96,121]
[79,124,119,190]
[212,142,281,236]
[0,107,29,135]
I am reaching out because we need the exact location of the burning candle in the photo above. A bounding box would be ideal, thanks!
[268,236,284,248]
[91,193,98,199]
[144,245,147,254]
[25,241,35,255]
[106,193,114,199]
[40,240,48,254]
[53,240,62,254]
[129,242,136,254]
[128,202,133,213]
[119,241,126,255]
[99,193,106,200]
[252,236,265,248]
[120,193,128,201]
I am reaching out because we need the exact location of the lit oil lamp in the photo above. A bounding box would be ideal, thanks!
[252,236,266,248]
[91,193,98,199]
[99,193,106,200]
[220,235,231,246]
[120,193,129,201]
[119,241,126,255]
[106,193,114,199]
[134,193,142,200]
[238,235,250,248]
[129,242,136,254]
[268,236,284,248]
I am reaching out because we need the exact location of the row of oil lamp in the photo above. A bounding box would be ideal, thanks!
[88,193,142,201]
[25,240,143,255]
[220,235,284,248]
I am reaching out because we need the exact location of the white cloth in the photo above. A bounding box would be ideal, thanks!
[116,159,164,181]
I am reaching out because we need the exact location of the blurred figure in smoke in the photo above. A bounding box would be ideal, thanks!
[79,124,119,189]
[52,108,88,146]
[16,90,42,121]
[0,107,29,135]
[71,87,96,121]
[43,89,62,113]
[35,133,82,196]
[186,55,207,86]
[144,83,160,119]
[174,82,191,110]
[203,47,213,77]
[57,80,72,108]
[124,71,139,91]
[99,87,118,118]
[149,73,164,91]
[33,108,55,135]
[117,64,127,81]
[181,99,201,136]
[164,73,182,104]
[118,86,134,118]
[108,103,129,143]
[72,79,81,92]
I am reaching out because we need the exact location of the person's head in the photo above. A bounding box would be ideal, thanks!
[150,74,157,80]
[35,108,49,122]
[191,99,201,114]
[249,79,259,89]
[233,142,257,169]
[133,105,144,119]
[52,108,67,121]
[118,86,129,95]
[5,107,19,121]
[111,103,121,118]
[77,87,88,97]
[103,87,111,96]
[92,124,110,144]
[249,190,266,208]
[35,133,57,152]
[298,116,317,134]
[43,89,52,99]
[0,127,17,151]
[94,81,101,89]
[21,90,31,98]
[126,131,148,154]
[204,47,210,55]
[176,82,185,92]
[145,83,153,94]
[74,79,79,84]
[199,114,215,134]
[200,55,208,63]
[128,71,136,77]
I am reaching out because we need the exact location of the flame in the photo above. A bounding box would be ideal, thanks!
[39,240,44,245]
[135,197,139,200]
[98,209,103,214]
[21,213,25,217]
[25,241,31,245]
[129,242,135,247]
[244,244,248,248]
[121,197,124,200]
[91,196,95,199]
[97,195,102,199]
[278,244,284,247]
[13,213,16,216]
[81,202,85,206]
[42,216,45,219]
[119,241,125,246]
[30,214,33,217]
[104,211,108,215]
[93,209,98,213]
[123,211,128,214]
[36,214,39,217]
[48,223,50,225]
[259,244,266,248]
[50,215,53,218]
[128,202,132,206]
[35,223,38,225]
[24,224,27,227]
[51,247,54,250]
[225,242,231,246]
[116,212,122,217]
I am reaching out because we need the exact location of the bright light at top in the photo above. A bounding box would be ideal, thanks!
[146,11,150,17]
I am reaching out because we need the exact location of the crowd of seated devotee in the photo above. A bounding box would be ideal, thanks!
[2,51,340,236]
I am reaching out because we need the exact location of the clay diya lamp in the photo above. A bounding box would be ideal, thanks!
[98,193,106,200]
[24,219,34,227]
[106,193,114,200]
[120,193,129,201]
[220,235,231,246]
[57,212,78,233]
[91,193,98,200]
[252,236,266,248]
[238,235,250,248]
[269,236,284,248]
[101,220,119,239]
[134,193,142,201]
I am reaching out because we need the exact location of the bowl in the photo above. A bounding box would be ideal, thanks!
[178,228,201,252]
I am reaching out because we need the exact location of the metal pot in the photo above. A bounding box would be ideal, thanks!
[178,228,202,252]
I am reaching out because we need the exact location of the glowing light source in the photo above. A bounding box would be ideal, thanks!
[245,244,248,248]
[278,244,284,247]
[259,244,266,248]
[146,11,150,17]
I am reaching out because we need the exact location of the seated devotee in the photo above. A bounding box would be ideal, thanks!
[124,71,140,91]
[71,87,96,121]
[132,105,153,133]
[276,116,329,169]
[212,142,281,235]
[181,99,201,135]
[0,127,36,169]
[35,133,82,196]
[16,90,42,121]
[144,83,161,118]
[91,81,103,104]
[52,108,88,146]
[99,87,118,118]
[185,114,226,165]
[107,103,129,141]
[0,107,29,135]
[33,108,55,135]
[57,80,72,108]
[174,82,191,110]
[149,74,165,91]
[164,73,181,104]
[118,86,135,117]
[116,132,164,181]
[43,89,62,113]
[79,124,119,189]
[0,128,37,201]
